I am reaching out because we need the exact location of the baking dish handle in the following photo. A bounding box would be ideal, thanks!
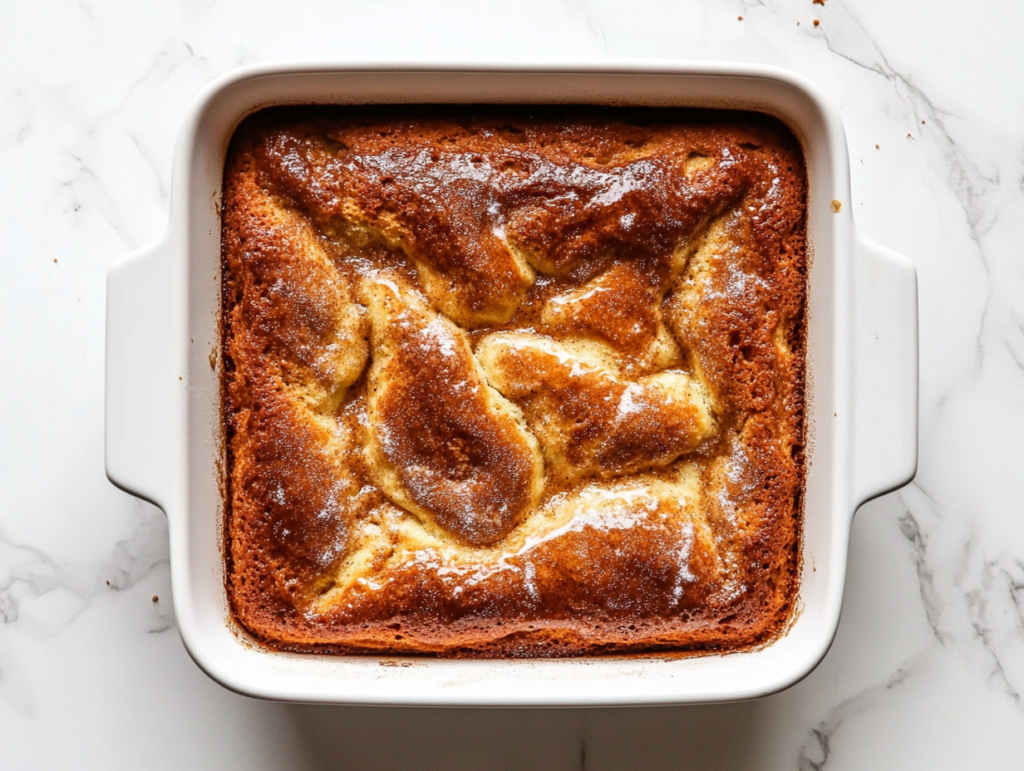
[105,238,175,511]
[851,235,919,508]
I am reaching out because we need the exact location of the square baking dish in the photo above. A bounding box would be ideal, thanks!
[105,63,917,706]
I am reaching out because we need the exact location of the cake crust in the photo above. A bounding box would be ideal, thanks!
[221,106,807,657]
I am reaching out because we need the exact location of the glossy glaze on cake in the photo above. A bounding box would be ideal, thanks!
[221,106,807,657]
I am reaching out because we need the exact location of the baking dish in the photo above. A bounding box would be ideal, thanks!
[105,63,917,706]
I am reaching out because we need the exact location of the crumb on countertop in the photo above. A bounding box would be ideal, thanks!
[813,19,820,26]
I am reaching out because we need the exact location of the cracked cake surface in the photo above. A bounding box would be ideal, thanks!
[221,106,807,657]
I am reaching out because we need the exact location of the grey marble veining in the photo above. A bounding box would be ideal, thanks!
[2,0,1023,768]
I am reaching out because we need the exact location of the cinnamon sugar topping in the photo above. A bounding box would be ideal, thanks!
[221,107,807,657]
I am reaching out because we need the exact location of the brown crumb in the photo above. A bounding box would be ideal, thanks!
[738,15,743,20]
[152,595,159,602]
[814,0,825,4]
[105,580,111,586]
[830,199,842,213]
[921,120,926,124]
[53,258,58,263]
[813,19,820,26]
[875,144,880,149]
[907,132,914,138]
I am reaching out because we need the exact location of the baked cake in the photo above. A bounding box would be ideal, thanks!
[221,106,807,657]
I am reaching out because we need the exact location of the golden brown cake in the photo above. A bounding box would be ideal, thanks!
[221,106,807,657]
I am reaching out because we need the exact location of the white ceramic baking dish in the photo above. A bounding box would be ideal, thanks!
[105,63,917,706]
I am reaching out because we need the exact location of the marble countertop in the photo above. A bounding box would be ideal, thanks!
[2,1,1023,768]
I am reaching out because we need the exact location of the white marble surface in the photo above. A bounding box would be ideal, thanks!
[2,0,1023,767]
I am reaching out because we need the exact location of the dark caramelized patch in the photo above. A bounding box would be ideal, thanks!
[361,277,543,545]
[543,259,666,350]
